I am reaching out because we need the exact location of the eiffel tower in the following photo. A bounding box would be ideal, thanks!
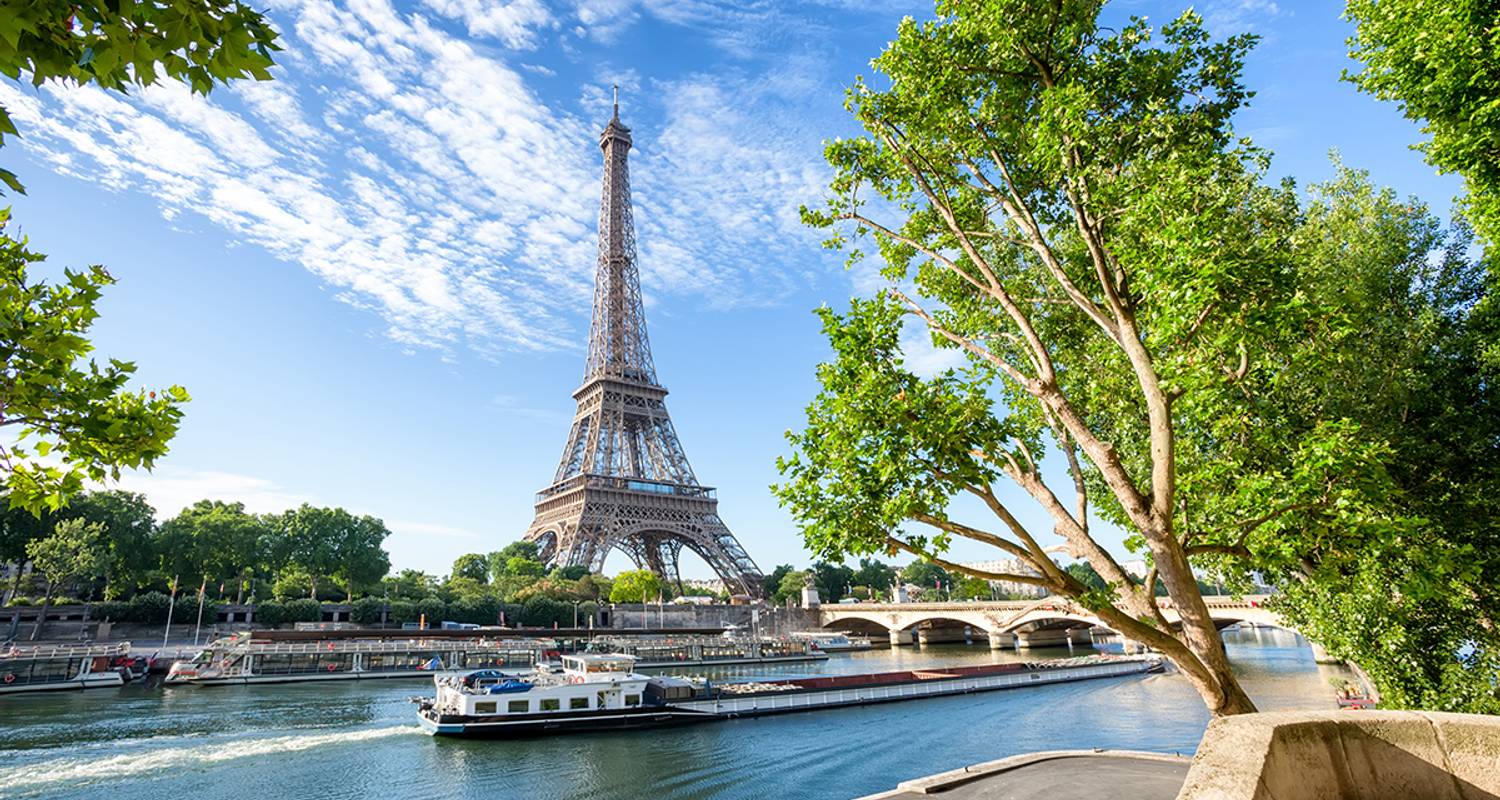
[521,92,765,599]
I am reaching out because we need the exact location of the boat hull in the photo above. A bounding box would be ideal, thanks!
[417,705,715,737]
[419,658,1163,738]
[0,671,126,695]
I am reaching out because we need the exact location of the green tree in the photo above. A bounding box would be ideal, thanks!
[811,561,855,602]
[25,518,106,638]
[1064,562,1107,593]
[761,564,794,599]
[157,500,263,599]
[0,497,50,600]
[383,569,438,600]
[0,215,189,514]
[273,505,390,600]
[550,564,589,582]
[853,558,897,597]
[772,570,808,605]
[1345,0,1500,245]
[503,556,544,578]
[488,542,541,582]
[449,553,489,583]
[900,562,949,597]
[954,576,991,601]
[0,0,280,192]
[608,569,661,604]
[777,1,1367,715]
[1225,169,1500,713]
[58,491,157,599]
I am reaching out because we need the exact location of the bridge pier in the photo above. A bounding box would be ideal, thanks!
[915,628,972,646]
[1014,629,1072,649]
[1068,628,1092,645]
[889,629,914,647]
[987,631,1015,650]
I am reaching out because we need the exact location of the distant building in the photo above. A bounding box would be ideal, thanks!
[960,558,1049,598]
[1119,559,1150,580]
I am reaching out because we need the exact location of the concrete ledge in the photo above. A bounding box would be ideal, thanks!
[858,749,1191,799]
[1176,710,1500,800]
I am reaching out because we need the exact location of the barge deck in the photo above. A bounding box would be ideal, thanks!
[418,655,1164,737]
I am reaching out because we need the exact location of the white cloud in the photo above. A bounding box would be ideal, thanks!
[110,469,314,519]
[420,0,556,48]
[900,317,966,378]
[1,0,843,362]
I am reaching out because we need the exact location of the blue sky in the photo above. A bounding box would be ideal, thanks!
[0,0,1463,578]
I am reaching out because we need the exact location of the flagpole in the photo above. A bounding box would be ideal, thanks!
[162,576,179,650]
[192,577,208,646]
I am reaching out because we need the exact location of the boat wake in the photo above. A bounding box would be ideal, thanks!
[0,724,420,793]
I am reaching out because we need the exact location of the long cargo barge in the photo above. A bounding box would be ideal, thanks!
[416,653,1164,737]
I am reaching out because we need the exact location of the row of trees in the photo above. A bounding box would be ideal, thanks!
[1,491,393,612]
[777,0,1499,716]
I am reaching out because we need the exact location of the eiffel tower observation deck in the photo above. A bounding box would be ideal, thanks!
[521,91,766,599]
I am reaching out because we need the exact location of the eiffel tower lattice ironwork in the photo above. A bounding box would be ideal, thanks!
[521,94,765,599]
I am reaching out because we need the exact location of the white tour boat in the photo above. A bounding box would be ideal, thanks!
[0,643,139,694]
[416,653,709,736]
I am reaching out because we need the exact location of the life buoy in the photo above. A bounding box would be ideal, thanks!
[3,673,13,684]
[326,664,337,672]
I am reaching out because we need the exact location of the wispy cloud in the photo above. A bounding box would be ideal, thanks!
[110,468,314,518]
[1,0,839,361]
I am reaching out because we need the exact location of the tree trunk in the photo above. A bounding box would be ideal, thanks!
[28,580,55,641]
[1147,532,1257,716]
[309,576,317,600]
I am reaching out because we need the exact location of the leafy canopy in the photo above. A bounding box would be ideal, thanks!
[0,212,189,515]
[1344,0,1500,245]
[0,0,280,192]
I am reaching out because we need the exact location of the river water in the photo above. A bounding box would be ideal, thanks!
[0,628,1349,800]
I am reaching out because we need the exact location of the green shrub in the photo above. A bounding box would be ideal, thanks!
[416,596,447,625]
[498,603,523,626]
[448,598,498,626]
[387,600,418,624]
[255,602,286,627]
[283,598,322,623]
[350,597,385,625]
[93,601,130,621]
[128,592,173,624]
[519,596,569,627]
[6,596,31,606]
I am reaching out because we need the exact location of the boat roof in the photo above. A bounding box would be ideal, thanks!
[563,652,638,663]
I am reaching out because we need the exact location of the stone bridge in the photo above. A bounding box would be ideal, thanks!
[818,595,1287,650]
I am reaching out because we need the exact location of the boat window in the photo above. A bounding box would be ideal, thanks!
[508,700,529,713]
[540,698,560,711]
[569,697,589,710]
[624,693,641,706]
[474,701,497,714]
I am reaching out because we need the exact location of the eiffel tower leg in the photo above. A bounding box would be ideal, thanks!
[656,539,685,597]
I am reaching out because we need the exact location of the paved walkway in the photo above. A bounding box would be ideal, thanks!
[857,750,1191,800]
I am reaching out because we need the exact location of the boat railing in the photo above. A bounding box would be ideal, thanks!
[0,642,131,661]
[236,638,558,656]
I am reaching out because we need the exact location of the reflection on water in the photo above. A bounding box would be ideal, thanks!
[0,627,1348,800]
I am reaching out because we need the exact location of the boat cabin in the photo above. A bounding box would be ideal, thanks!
[433,653,651,719]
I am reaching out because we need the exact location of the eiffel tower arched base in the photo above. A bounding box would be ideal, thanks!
[524,475,764,599]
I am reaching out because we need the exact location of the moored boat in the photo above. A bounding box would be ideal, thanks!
[585,634,829,667]
[788,631,873,653]
[0,643,137,694]
[166,632,557,686]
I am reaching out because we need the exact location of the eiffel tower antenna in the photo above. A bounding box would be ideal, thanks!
[521,100,766,599]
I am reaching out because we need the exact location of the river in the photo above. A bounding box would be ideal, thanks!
[0,628,1350,800]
